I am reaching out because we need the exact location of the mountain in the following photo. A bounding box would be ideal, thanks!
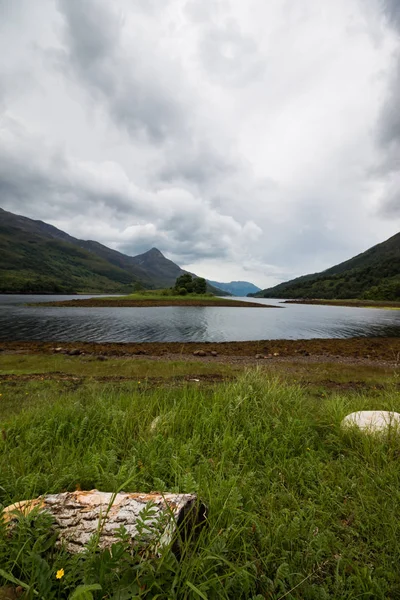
[0,208,222,294]
[253,232,400,301]
[208,280,261,296]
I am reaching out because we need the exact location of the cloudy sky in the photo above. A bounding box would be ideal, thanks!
[0,0,399,287]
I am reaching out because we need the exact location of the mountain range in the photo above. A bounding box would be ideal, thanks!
[0,208,258,295]
[208,280,261,297]
[253,231,400,301]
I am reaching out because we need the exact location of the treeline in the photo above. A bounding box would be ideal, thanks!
[259,271,400,301]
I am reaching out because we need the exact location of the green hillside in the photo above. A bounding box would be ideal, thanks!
[0,208,224,294]
[254,232,400,300]
[0,223,144,293]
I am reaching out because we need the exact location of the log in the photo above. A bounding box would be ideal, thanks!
[2,489,206,554]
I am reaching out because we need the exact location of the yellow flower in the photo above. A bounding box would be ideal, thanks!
[56,568,64,579]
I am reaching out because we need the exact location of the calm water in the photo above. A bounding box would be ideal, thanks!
[1,295,400,342]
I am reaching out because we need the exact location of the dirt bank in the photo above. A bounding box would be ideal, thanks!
[35,298,274,308]
[1,337,400,364]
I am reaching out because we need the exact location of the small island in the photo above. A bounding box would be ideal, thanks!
[36,274,277,308]
[39,294,274,308]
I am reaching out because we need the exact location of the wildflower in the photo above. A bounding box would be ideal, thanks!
[56,568,64,579]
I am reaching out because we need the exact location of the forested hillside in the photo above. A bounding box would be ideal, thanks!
[254,232,400,300]
[0,208,213,293]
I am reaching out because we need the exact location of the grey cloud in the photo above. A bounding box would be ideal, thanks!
[381,0,400,28]
[55,0,186,142]
[377,0,400,147]
[0,116,257,264]
[375,0,400,216]
[377,53,400,148]
[198,24,264,86]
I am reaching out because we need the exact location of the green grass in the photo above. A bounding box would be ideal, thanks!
[0,354,237,380]
[1,371,400,598]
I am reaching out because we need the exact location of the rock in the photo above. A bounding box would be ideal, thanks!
[273,352,280,357]
[54,347,63,353]
[193,350,207,357]
[255,354,264,359]
[341,411,400,434]
[210,351,218,356]
[68,349,81,356]
[134,349,147,355]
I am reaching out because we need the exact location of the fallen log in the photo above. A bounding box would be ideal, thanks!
[2,489,207,554]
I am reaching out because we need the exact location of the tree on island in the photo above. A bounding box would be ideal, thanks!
[174,274,207,295]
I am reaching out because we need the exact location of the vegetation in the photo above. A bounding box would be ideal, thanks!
[174,274,207,295]
[1,363,400,598]
[254,231,400,300]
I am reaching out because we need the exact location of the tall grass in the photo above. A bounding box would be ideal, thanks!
[1,371,400,598]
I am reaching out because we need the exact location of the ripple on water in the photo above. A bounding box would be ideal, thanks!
[1,295,400,342]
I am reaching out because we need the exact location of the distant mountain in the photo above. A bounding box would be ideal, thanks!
[208,280,261,296]
[253,232,400,301]
[0,208,224,294]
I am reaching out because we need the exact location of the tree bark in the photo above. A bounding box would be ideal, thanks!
[3,489,206,554]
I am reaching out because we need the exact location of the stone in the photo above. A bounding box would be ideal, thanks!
[54,347,63,353]
[210,351,218,356]
[193,350,206,357]
[68,349,81,356]
[255,354,264,359]
[341,411,400,434]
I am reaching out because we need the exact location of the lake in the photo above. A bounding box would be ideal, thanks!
[1,294,400,342]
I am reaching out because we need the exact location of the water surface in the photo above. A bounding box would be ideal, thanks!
[1,294,400,342]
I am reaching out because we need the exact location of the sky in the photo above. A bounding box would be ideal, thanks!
[0,0,400,288]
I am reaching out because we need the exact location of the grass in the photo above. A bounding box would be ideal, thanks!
[1,366,400,598]
[284,299,400,310]
[0,354,237,380]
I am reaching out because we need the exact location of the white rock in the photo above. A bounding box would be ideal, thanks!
[341,411,400,433]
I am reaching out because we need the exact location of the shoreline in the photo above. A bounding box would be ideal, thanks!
[2,337,400,364]
[283,299,400,309]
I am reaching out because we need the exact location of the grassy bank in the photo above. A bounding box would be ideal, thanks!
[284,299,400,309]
[1,366,400,598]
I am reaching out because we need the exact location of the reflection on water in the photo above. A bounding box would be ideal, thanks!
[1,294,400,342]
